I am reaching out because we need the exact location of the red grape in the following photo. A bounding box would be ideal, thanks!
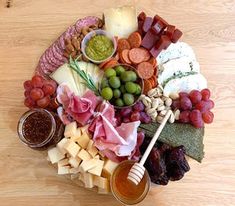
[123,117,131,123]
[120,107,132,117]
[133,101,145,112]
[36,96,50,108]
[190,110,204,128]
[206,100,214,110]
[24,90,30,97]
[23,80,33,91]
[43,84,56,96]
[202,111,214,124]
[201,89,210,101]
[191,118,204,128]
[130,111,141,121]
[31,75,44,88]
[30,88,44,101]
[179,111,191,123]
[172,100,180,110]
[180,96,192,111]
[47,79,57,89]
[179,92,188,98]
[189,90,202,104]
[24,97,36,108]
[140,112,152,124]
[195,101,212,113]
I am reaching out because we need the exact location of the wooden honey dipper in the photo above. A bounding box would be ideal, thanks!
[127,110,172,185]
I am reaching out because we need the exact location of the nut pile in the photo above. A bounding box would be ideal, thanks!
[139,85,180,123]
[63,19,104,61]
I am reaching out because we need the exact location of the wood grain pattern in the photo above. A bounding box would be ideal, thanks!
[0,0,235,205]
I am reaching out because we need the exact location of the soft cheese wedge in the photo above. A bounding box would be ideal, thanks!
[50,63,79,95]
[163,73,207,96]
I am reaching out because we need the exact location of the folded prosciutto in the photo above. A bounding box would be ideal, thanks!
[89,101,141,162]
[56,84,100,126]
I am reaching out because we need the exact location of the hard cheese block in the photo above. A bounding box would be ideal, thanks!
[104,6,138,38]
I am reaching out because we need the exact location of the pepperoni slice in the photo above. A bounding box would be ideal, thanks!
[120,49,131,64]
[148,57,157,68]
[128,32,142,48]
[137,62,154,79]
[117,38,131,53]
[129,48,150,64]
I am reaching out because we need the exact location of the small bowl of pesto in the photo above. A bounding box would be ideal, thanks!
[81,29,117,64]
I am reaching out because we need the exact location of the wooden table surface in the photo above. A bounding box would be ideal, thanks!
[0,0,235,205]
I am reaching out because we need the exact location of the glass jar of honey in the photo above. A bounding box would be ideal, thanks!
[17,109,64,149]
[110,160,151,205]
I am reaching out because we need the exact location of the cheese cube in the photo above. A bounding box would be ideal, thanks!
[70,128,82,142]
[69,156,82,168]
[78,149,91,161]
[98,187,110,194]
[93,176,109,190]
[79,172,84,182]
[88,145,98,157]
[48,147,65,164]
[64,140,81,158]
[88,159,104,176]
[94,155,100,159]
[70,167,80,174]
[58,166,70,175]
[87,139,94,150]
[83,172,94,188]
[102,159,118,177]
[80,158,99,172]
[58,158,69,167]
[80,125,89,134]
[64,122,77,138]
[76,132,90,149]
[56,138,69,155]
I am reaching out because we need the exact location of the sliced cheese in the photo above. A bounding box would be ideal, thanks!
[78,149,92,161]
[64,122,77,138]
[50,63,79,95]
[48,147,65,164]
[83,172,94,188]
[64,140,81,158]
[75,61,88,95]
[56,138,69,155]
[69,156,82,168]
[102,159,118,178]
[76,132,90,149]
[104,6,138,38]
[88,159,104,176]
[58,165,70,175]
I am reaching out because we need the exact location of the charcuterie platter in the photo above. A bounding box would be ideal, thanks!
[17,5,214,205]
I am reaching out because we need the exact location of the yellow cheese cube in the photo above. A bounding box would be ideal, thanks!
[76,132,90,149]
[58,165,70,175]
[94,155,100,159]
[64,140,81,158]
[69,156,82,168]
[93,176,110,190]
[64,122,77,138]
[56,138,69,155]
[80,158,99,172]
[77,149,91,161]
[88,145,98,157]
[88,159,104,176]
[80,125,89,134]
[70,128,82,142]
[102,159,118,178]
[48,147,65,164]
[83,172,94,188]
[98,187,110,194]
[86,139,94,150]
[58,158,69,167]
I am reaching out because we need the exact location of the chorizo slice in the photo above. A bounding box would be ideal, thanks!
[137,62,154,79]
[128,32,142,48]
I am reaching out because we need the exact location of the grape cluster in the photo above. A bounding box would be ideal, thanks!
[23,75,58,110]
[172,89,214,128]
[115,101,152,126]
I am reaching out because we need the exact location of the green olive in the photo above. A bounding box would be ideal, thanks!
[101,78,109,89]
[125,82,137,94]
[135,84,142,95]
[123,93,135,106]
[120,85,126,94]
[109,76,121,89]
[115,65,125,76]
[113,89,121,98]
[105,68,116,78]
[121,70,137,82]
[115,98,124,107]
[101,87,113,100]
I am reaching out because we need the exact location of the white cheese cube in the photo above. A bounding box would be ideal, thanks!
[48,147,65,164]
[58,158,69,167]
[88,159,104,176]
[64,122,77,138]
[83,172,94,188]
[80,158,99,172]
[77,149,91,161]
[56,138,69,155]
[102,159,118,177]
[58,166,70,175]
[93,176,110,190]
[76,132,90,149]
[88,145,98,157]
[64,140,81,158]
[70,128,82,142]
[68,156,82,168]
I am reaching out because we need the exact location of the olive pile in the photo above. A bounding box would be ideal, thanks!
[100,65,142,107]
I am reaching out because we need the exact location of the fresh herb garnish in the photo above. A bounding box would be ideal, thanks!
[69,56,100,96]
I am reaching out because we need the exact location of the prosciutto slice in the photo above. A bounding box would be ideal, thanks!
[89,101,141,162]
[56,84,100,126]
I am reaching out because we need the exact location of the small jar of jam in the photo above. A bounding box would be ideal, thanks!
[110,160,151,205]
[17,109,64,149]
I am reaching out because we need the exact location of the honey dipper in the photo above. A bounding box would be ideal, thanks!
[127,110,172,185]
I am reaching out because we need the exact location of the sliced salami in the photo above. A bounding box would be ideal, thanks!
[51,44,67,63]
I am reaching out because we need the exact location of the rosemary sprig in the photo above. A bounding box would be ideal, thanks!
[69,56,100,96]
